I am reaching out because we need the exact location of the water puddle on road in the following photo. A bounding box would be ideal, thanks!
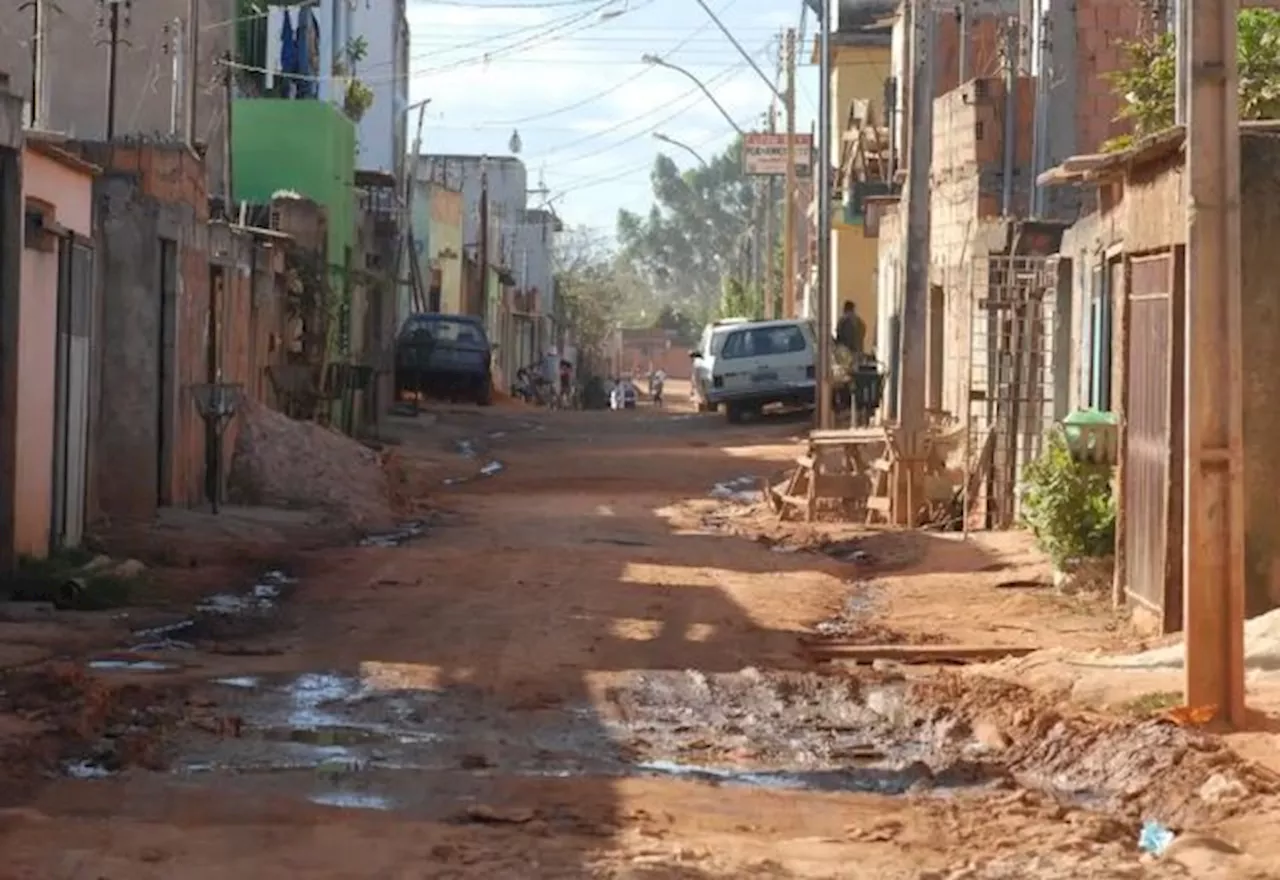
[163,668,1017,815]
[88,659,177,672]
[709,475,763,504]
[360,520,431,548]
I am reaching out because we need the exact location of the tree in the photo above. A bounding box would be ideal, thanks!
[1107,9,1280,151]
[616,136,765,315]
[554,226,653,366]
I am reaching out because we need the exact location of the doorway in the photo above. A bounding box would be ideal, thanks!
[50,237,93,548]
[157,239,177,506]
[205,265,224,506]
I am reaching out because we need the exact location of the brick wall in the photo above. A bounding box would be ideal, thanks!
[73,141,286,523]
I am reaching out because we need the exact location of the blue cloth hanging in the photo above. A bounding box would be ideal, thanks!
[293,7,320,99]
[279,10,297,97]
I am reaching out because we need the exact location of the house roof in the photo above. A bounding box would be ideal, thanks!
[1038,120,1280,187]
[23,130,101,177]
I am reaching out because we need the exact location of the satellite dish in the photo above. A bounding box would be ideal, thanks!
[509,129,522,154]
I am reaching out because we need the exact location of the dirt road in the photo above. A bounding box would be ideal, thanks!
[1,396,1277,878]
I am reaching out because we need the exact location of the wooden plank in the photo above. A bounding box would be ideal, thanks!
[795,455,815,469]
[803,643,1039,664]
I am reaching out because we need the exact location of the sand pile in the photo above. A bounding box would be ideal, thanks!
[228,399,396,529]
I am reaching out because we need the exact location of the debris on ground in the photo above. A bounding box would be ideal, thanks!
[228,399,396,529]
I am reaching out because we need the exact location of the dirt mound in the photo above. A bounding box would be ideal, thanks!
[228,399,395,529]
[912,674,1276,829]
[0,663,181,805]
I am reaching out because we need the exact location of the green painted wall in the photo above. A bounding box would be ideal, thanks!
[231,99,356,290]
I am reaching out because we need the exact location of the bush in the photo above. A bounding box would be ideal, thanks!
[1020,427,1116,568]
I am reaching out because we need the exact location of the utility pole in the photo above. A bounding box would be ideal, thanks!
[167,17,184,135]
[783,27,798,319]
[816,0,833,429]
[896,0,935,521]
[185,0,198,147]
[22,0,48,128]
[1183,0,1245,725]
[764,103,778,320]
[478,163,490,327]
[221,52,233,210]
[957,0,969,83]
[1001,17,1017,216]
[102,0,127,141]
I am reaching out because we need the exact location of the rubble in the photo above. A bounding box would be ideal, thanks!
[227,399,396,529]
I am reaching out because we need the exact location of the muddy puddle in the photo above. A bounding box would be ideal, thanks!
[709,475,762,504]
[158,668,1021,814]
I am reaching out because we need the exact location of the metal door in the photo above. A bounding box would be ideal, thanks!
[51,239,93,548]
[1124,251,1181,630]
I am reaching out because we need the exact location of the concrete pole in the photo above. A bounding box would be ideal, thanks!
[896,0,935,519]
[815,0,834,429]
[170,17,184,136]
[764,105,778,320]
[1001,18,1017,216]
[1183,0,1246,725]
[784,28,798,318]
[185,0,198,147]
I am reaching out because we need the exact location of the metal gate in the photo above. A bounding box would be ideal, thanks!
[50,238,94,549]
[965,255,1059,529]
[1124,251,1182,630]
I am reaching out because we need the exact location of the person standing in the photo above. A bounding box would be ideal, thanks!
[835,300,866,358]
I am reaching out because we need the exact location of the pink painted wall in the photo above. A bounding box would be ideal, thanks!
[15,147,94,558]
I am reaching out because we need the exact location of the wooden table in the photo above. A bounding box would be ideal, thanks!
[773,426,899,522]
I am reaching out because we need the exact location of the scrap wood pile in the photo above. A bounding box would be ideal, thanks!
[766,415,967,526]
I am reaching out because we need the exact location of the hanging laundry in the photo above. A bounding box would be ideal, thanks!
[278,10,297,98]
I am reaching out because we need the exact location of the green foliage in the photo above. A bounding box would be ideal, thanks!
[334,38,374,123]
[652,304,699,344]
[718,277,762,320]
[1105,10,1280,152]
[554,226,636,362]
[617,137,763,315]
[1019,428,1116,568]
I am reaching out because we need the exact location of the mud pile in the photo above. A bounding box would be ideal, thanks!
[228,399,395,529]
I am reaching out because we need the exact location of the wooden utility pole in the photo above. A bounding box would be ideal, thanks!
[783,28,798,318]
[1183,0,1245,725]
[895,0,935,522]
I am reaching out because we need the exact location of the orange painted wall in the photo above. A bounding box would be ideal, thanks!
[16,147,94,558]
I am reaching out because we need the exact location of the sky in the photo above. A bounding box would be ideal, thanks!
[403,0,821,239]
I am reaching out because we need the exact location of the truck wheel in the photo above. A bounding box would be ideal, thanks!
[725,402,744,424]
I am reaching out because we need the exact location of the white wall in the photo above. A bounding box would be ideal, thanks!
[352,0,408,175]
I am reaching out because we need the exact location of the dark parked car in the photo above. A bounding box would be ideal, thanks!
[395,313,493,406]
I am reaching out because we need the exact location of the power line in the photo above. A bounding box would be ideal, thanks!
[475,0,747,127]
[524,60,748,164]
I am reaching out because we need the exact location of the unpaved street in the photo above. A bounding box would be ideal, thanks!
[1,396,1278,879]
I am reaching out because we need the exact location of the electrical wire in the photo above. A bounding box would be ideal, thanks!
[474,0,746,127]
[549,119,748,198]
[414,0,611,7]
[522,59,748,164]
[218,0,618,82]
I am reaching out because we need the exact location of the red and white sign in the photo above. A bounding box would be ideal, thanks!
[743,132,813,177]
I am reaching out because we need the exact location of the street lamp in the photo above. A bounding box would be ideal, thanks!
[653,132,707,167]
[599,0,629,21]
[640,54,743,135]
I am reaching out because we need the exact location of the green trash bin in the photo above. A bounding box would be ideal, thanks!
[1061,409,1119,466]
